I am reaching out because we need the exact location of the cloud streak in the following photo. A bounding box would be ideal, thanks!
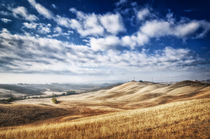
[28,0,53,19]
[0,28,202,75]
[1,18,11,23]
[12,6,38,21]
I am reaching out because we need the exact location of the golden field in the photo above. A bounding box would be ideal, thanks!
[0,81,209,138]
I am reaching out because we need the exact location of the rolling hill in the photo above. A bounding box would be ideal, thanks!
[0,80,209,138]
[13,80,210,109]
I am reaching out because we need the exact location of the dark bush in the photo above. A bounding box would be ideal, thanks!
[51,97,58,104]
[66,90,76,95]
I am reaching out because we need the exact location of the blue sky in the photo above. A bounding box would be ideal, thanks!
[0,0,210,83]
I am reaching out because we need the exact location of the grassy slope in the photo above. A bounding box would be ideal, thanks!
[0,103,113,127]
[0,81,209,138]
[0,104,70,127]
[0,98,209,139]
[14,81,210,109]
[57,81,210,110]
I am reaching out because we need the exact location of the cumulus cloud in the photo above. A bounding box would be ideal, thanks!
[90,36,121,51]
[0,18,11,23]
[27,0,104,36]
[26,0,125,36]
[28,0,71,30]
[152,20,208,37]
[140,20,171,37]
[115,0,127,7]
[23,22,37,29]
[137,8,150,21]
[69,8,125,36]
[37,24,51,34]
[23,22,51,34]
[99,13,125,34]
[121,33,149,49]
[28,0,53,19]
[0,33,101,74]
[12,6,38,21]
[88,19,210,50]
[54,15,72,28]
[89,19,210,50]
[0,28,201,75]
[25,0,210,50]
[54,26,62,33]
[69,13,104,36]
[0,1,209,82]
[140,19,210,39]
[82,14,104,35]
[69,8,85,19]
[174,21,200,37]
[120,19,210,49]
[70,9,126,36]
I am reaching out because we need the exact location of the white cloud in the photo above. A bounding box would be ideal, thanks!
[54,26,62,33]
[90,36,121,51]
[115,0,127,6]
[27,0,73,29]
[0,11,10,16]
[195,20,210,38]
[69,19,81,29]
[99,13,125,34]
[52,4,56,9]
[1,3,210,82]
[83,14,104,35]
[70,13,104,36]
[6,0,210,52]
[27,0,103,37]
[69,8,125,36]
[25,0,210,42]
[121,32,149,49]
[121,35,136,48]
[51,27,72,38]
[26,1,125,36]
[163,47,190,61]
[38,25,51,34]
[137,8,150,21]
[174,21,200,37]
[69,8,85,19]
[28,0,53,19]
[12,6,38,21]
[1,18,11,23]
[69,9,105,36]
[23,22,37,29]
[140,20,210,39]
[88,19,210,50]
[140,20,171,37]
[23,22,51,34]
[122,19,210,49]
[0,29,206,83]
[54,15,71,28]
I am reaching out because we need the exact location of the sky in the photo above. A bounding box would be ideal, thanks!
[0,0,210,84]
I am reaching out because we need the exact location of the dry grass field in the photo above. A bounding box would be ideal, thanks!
[0,80,209,138]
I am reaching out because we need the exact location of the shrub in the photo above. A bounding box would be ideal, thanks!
[51,97,58,104]
[7,96,15,102]
[66,90,76,95]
